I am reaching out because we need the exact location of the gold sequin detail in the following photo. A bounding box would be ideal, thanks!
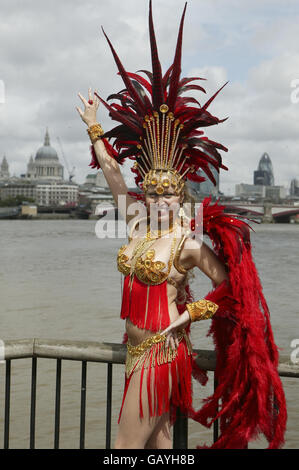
[117,234,177,285]
[117,245,131,276]
[125,329,192,378]
[138,103,188,195]
[186,299,219,322]
[87,123,104,144]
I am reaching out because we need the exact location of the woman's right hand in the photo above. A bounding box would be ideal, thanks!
[76,88,100,127]
[161,311,191,350]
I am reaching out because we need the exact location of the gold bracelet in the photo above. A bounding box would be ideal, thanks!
[87,123,104,144]
[186,299,219,322]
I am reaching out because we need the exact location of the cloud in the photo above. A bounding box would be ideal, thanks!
[188,48,299,193]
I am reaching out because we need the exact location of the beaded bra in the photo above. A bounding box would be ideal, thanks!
[117,233,187,287]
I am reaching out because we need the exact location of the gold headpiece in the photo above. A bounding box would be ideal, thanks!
[135,104,195,195]
[95,1,228,199]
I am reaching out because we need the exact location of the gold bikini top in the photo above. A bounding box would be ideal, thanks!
[117,233,188,286]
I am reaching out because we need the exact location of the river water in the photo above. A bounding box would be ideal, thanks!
[0,219,298,449]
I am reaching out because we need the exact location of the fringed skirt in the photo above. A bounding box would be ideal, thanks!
[118,329,193,424]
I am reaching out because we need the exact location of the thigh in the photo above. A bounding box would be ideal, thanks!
[115,366,161,449]
[115,333,194,450]
[145,411,172,449]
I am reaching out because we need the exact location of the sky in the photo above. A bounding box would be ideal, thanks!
[0,0,299,195]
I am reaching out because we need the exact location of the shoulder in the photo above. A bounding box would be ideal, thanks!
[178,230,218,270]
[182,236,203,251]
[176,225,205,252]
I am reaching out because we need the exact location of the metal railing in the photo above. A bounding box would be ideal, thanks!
[2,338,299,449]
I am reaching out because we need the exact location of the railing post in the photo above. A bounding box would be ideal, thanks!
[4,360,11,449]
[30,357,37,449]
[173,408,188,449]
[54,359,62,449]
[80,361,87,449]
[213,376,219,443]
[105,363,113,449]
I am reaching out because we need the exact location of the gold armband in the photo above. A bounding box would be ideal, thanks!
[87,123,104,144]
[186,299,219,322]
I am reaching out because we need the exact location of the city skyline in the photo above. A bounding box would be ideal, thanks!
[0,137,294,197]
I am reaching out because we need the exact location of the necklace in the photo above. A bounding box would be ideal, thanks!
[129,221,178,278]
[146,220,176,240]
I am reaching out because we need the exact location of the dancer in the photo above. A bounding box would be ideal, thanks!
[76,1,286,449]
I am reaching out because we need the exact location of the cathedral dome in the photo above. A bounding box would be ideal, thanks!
[35,129,58,160]
[27,128,64,180]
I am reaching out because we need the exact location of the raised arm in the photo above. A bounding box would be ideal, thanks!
[76,88,139,225]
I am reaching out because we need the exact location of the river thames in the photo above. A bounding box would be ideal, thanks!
[0,219,298,449]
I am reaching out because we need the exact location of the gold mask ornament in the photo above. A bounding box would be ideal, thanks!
[135,104,195,196]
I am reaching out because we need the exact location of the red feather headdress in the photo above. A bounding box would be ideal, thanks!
[91,0,229,197]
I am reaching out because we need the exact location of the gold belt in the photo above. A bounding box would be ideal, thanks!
[125,329,192,378]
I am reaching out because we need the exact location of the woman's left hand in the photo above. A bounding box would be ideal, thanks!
[161,310,191,350]
[76,88,100,127]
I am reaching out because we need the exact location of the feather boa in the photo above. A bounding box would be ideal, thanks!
[188,196,287,449]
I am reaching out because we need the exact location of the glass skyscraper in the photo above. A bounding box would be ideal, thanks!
[254,153,274,186]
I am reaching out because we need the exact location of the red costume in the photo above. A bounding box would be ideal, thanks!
[117,229,197,424]
[89,0,287,448]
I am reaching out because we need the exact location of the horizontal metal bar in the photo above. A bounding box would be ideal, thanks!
[2,339,299,377]
[3,339,34,360]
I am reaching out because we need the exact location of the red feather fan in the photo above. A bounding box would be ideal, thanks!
[187,196,287,449]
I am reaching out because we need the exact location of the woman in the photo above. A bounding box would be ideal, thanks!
[78,90,225,449]
[76,1,286,449]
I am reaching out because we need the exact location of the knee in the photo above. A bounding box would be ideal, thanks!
[144,439,158,449]
[145,435,172,450]
[114,436,144,449]
[114,438,125,449]
[114,436,126,449]
[145,421,172,449]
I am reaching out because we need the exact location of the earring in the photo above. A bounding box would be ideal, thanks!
[178,204,185,217]
[178,203,185,227]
